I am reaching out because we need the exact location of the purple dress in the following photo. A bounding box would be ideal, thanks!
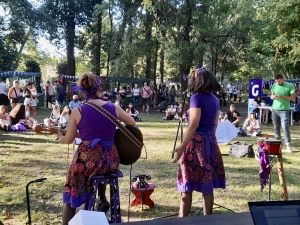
[63,102,120,208]
[177,93,226,194]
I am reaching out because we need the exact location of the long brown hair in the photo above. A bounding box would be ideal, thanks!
[9,104,25,120]
[188,68,221,94]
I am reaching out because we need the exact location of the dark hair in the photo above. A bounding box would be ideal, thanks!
[128,103,135,114]
[274,74,284,80]
[188,68,221,93]
[250,112,257,120]
[9,104,25,122]
[2,77,6,82]
[63,105,72,116]
[254,95,261,104]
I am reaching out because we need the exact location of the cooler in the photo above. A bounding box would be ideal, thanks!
[257,138,281,155]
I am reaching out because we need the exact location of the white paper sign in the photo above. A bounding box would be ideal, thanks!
[216,120,239,145]
[69,210,109,225]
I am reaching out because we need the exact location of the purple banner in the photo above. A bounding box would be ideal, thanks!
[248,79,263,99]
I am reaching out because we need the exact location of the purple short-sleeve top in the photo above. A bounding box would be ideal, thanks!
[190,93,220,133]
[78,102,117,141]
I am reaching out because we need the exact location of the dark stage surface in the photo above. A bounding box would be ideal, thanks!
[121,212,253,224]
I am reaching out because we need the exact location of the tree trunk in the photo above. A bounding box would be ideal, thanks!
[92,0,102,75]
[65,0,76,76]
[159,48,164,84]
[107,2,113,76]
[179,0,193,92]
[153,35,159,83]
[159,29,166,84]
[16,26,34,67]
[144,10,153,79]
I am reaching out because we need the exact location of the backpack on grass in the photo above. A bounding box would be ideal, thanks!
[229,142,255,158]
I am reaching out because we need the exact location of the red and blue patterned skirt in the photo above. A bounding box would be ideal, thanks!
[177,133,226,194]
[63,141,120,208]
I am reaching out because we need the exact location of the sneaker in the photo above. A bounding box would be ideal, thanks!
[286,146,293,153]
[95,196,110,214]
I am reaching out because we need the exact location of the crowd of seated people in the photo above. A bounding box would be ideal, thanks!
[41,94,80,129]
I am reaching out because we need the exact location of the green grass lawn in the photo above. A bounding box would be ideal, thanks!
[0,103,300,224]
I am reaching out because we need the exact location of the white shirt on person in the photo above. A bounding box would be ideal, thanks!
[133,88,140,96]
[60,114,70,124]
[0,82,8,95]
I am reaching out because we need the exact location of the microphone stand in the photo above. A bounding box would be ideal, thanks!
[26,178,47,225]
[172,93,187,159]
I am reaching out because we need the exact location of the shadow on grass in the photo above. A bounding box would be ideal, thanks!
[1,134,59,144]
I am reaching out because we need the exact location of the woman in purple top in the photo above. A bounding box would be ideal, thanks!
[58,73,135,225]
[173,67,226,217]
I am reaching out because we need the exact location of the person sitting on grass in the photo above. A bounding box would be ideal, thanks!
[243,111,262,136]
[221,104,241,127]
[0,105,11,131]
[9,104,33,129]
[69,94,81,110]
[163,105,176,120]
[126,102,142,122]
[59,105,72,128]
[50,104,61,126]
[174,103,188,121]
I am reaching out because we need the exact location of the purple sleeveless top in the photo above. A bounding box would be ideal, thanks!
[78,102,117,141]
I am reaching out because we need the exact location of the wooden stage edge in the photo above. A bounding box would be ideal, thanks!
[120,212,253,225]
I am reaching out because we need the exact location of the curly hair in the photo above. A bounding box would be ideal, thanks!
[9,104,25,121]
[188,68,221,94]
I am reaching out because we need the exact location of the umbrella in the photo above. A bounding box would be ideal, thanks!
[216,120,239,145]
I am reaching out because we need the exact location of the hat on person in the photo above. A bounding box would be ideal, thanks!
[250,110,256,114]
[26,81,34,86]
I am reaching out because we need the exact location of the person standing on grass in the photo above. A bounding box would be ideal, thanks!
[45,80,54,108]
[270,74,295,153]
[56,81,66,104]
[8,80,20,109]
[132,83,140,110]
[172,67,226,217]
[0,78,9,113]
[140,81,152,114]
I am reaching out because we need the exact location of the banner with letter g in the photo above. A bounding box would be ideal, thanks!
[248,79,263,116]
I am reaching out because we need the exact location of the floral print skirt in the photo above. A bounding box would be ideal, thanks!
[63,141,120,208]
[177,133,226,194]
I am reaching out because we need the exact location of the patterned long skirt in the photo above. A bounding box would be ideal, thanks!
[177,133,226,194]
[63,141,120,208]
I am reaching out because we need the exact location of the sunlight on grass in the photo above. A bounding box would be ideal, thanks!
[0,104,300,224]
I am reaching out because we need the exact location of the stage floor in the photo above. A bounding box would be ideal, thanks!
[120,212,253,225]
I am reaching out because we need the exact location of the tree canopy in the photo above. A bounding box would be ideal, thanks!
[0,0,299,85]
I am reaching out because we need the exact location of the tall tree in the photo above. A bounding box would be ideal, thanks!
[42,0,98,76]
